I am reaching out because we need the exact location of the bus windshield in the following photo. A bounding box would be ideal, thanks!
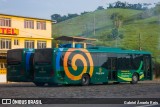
[34,49,52,64]
[7,49,22,65]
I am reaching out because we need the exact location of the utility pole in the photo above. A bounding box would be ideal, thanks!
[93,14,96,36]
[116,37,117,47]
[139,33,141,50]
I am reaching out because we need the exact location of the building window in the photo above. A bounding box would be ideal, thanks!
[24,20,34,29]
[0,38,11,49]
[14,39,19,45]
[37,41,46,49]
[0,63,6,69]
[0,63,3,69]
[37,21,46,30]
[25,40,34,48]
[0,18,11,27]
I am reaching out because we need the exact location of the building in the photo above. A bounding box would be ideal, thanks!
[0,13,53,82]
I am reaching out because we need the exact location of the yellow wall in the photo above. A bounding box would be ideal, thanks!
[0,36,52,49]
[1,14,52,38]
[0,59,6,74]
[0,14,53,49]
[0,14,53,82]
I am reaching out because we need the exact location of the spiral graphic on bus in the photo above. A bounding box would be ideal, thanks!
[63,48,94,81]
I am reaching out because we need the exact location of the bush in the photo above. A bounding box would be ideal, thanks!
[153,62,160,78]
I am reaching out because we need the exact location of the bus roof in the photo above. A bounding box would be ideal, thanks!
[7,48,34,53]
[55,36,97,42]
[54,46,151,55]
[87,47,151,54]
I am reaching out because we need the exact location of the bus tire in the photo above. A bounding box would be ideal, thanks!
[113,82,120,84]
[34,82,45,86]
[81,74,90,86]
[131,73,138,84]
[103,82,108,84]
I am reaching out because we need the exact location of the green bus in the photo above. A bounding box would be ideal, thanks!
[7,48,35,82]
[33,46,152,86]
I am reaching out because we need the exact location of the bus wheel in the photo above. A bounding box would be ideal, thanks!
[103,82,108,84]
[113,82,120,84]
[131,73,138,84]
[34,82,45,86]
[81,74,90,86]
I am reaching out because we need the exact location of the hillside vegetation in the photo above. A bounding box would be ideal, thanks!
[52,8,160,62]
[52,8,142,36]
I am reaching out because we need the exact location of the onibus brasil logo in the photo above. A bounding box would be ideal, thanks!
[1,99,42,104]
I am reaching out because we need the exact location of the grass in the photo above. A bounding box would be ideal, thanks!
[52,8,160,62]
[52,8,142,37]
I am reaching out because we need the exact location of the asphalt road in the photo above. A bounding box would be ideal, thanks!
[0,80,159,106]
[0,80,159,98]
[1,104,160,107]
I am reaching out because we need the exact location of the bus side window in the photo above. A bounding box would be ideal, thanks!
[0,63,6,69]
[2,63,4,69]
[133,55,143,70]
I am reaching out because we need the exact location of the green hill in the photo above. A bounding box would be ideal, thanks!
[52,8,142,37]
[52,8,160,62]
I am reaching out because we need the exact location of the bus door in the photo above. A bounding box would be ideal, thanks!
[108,57,117,80]
[143,55,152,80]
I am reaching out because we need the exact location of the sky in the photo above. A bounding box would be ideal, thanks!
[0,0,159,19]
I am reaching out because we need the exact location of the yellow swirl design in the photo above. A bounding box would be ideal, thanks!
[63,48,94,80]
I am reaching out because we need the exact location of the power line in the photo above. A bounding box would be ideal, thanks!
[139,33,141,50]
[93,14,96,36]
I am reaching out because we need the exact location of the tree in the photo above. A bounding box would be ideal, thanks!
[108,12,124,44]
[96,6,104,11]
[154,2,160,15]
[110,13,124,28]
[81,11,89,15]
[111,28,119,39]
[115,1,123,8]
[107,28,123,41]
[142,3,151,10]
[107,1,147,10]
[108,3,113,8]
[137,3,142,10]
[51,13,79,23]
[51,14,62,22]
[67,14,79,19]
